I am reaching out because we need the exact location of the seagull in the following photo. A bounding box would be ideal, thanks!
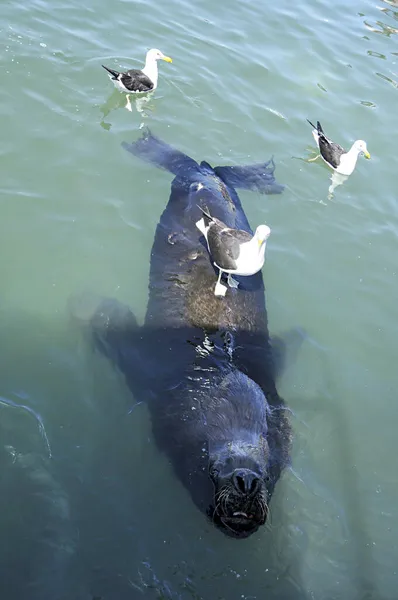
[195,206,271,297]
[307,119,370,176]
[102,48,172,111]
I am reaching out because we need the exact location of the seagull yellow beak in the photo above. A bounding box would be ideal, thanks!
[162,56,173,63]
[364,150,371,159]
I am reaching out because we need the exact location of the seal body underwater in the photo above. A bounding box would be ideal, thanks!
[73,128,294,539]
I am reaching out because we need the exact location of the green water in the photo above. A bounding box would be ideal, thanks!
[0,0,397,597]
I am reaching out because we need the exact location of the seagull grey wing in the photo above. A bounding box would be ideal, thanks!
[318,135,345,169]
[121,69,154,92]
[207,228,252,269]
[206,228,239,270]
[223,227,253,245]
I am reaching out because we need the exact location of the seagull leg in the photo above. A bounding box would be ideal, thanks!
[136,96,145,114]
[125,95,133,112]
[214,270,228,297]
[227,274,239,289]
[307,154,320,162]
[328,172,348,201]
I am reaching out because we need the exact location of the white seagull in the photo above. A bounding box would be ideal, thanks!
[102,48,172,111]
[307,119,370,176]
[196,206,271,297]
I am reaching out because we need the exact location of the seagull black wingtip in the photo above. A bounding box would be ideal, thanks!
[102,64,119,79]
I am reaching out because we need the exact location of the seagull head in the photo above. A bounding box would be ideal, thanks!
[353,140,370,159]
[147,48,173,63]
[254,224,271,248]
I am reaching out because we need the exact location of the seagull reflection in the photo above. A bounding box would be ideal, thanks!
[328,171,348,200]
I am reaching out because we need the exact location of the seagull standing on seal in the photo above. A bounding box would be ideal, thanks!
[307,119,370,176]
[196,205,271,297]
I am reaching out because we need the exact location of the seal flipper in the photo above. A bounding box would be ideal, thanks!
[214,161,285,195]
[233,327,306,402]
[69,293,146,390]
[270,327,307,381]
[89,298,140,369]
[121,127,198,176]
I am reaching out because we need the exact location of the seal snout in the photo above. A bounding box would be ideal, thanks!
[232,468,261,497]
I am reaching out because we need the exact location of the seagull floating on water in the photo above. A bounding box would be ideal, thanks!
[102,48,172,111]
[195,205,271,297]
[307,119,370,176]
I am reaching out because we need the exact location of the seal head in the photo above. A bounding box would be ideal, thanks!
[209,445,270,538]
[199,368,272,539]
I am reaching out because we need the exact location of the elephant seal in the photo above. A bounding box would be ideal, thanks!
[74,129,293,539]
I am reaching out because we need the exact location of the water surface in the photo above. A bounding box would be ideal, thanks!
[0,0,397,598]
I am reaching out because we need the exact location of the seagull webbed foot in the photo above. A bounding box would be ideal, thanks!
[214,279,228,297]
[227,275,239,289]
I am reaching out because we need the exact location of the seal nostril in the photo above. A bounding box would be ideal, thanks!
[232,469,260,496]
[235,475,246,494]
[250,478,259,495]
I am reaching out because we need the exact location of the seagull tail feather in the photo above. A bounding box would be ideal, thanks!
[306,119,317,130]
[196,204,214,226]
[102,64,120,79]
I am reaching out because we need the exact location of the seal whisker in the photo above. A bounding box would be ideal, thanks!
[221,518,241,535]
[214,488,228,512]
[252,493,270,529]
[262,498,274,530]
[216,487,230,515]
[212,499,224,522]
[222,488,231,506]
